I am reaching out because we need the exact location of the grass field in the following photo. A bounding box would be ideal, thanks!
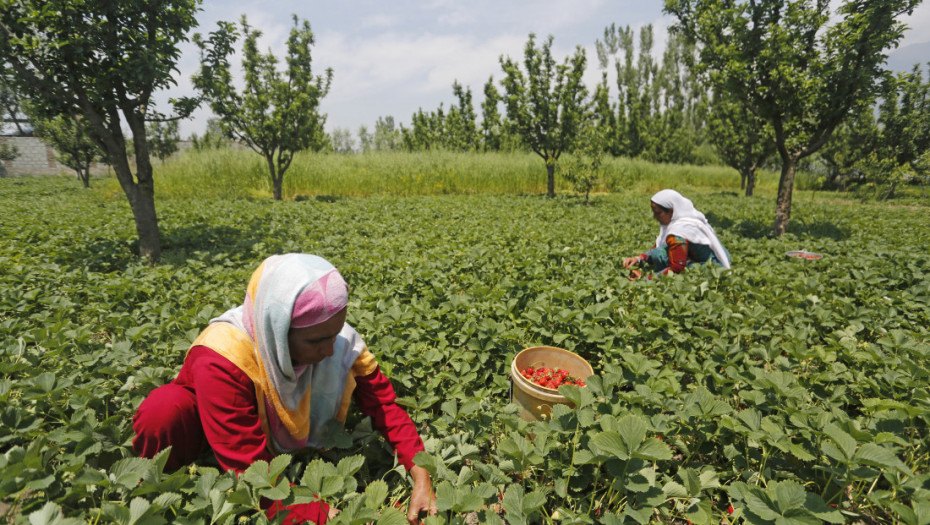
[93,148,785,200]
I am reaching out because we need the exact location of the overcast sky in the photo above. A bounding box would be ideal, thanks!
[158,1,930,139]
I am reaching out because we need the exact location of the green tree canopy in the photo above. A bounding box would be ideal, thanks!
[30,110,104,188]
[500,33,587,197]
[146,120,181,163]
[193,14,333,201]
[0,0,202,260]
[666,0,921,235]
[707,90,775,196]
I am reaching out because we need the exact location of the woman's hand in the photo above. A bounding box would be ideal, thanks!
[407,465,437,524]
[622,256,641,269]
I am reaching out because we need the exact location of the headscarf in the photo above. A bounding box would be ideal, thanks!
[651,189,731,269]
[208,254,366,451]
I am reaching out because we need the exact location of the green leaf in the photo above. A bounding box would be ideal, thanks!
[823,423,857,461]
[590,431,629,460]
[376,508,409,525]
[501,485,528,525]
[633,437,673,461]
[128,498,151,525]
[28,502,83,525]
[242,460,273,488]
[617,414,647,450]
[269,454,292,478]
[854,443,911,474]
[364,480,389,509]
[336,454,366,477]
[772,481,806,513]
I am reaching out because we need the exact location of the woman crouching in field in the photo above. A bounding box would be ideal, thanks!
[133,254,436,524]
[623,189,731,279]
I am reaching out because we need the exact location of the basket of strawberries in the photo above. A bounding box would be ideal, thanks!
[510,346,594,421]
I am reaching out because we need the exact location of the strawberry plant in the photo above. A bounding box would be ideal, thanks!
[1,177,929,523]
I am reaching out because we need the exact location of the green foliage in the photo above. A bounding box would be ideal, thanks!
[0,0,203,260]
[0,139,18,162]
[193,14,333,200]
[706,90,775,197]
[29,110,105,188]
[596,25,711,166]
[0,67,28,136]
[500,33,588,197]
[190,118,229,152]
[666,0,921,235]
[561,125,607,205]
[2,176,929,523]
[146,120,180,163]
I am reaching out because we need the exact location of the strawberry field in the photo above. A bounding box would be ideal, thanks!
[1,177,929,524]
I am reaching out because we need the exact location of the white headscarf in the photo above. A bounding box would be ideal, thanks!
[651,189,731,269]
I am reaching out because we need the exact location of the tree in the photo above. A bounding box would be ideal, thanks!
[815,103,878,190]
[0,0,201,260]
[481,76,502,151]
[446,81,479,151]
[861,65,930,199]
[358,125,373,153]
[193,14,333,201]
[191,117,229,151]
[147,120,180,163]
[666,0,921,236]
[373,116,401,151]
[707,91,775,196]
[0,137,17,177]
[329,127,355,154]
[562,124,607,205]
[30,112,104,188]
[1,66,28,135]
[500,33,587,197]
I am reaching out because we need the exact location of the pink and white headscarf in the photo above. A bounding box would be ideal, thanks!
[210,254,365,452]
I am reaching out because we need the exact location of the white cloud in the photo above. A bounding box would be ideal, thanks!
[166,0,929,139]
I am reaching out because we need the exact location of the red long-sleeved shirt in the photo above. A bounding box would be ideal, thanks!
[174,346,424,472]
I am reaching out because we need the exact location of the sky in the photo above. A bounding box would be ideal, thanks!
[159,0,930,140]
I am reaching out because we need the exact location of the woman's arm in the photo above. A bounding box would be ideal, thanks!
[658,235,689,275]
[354,366,436,523]
[353,367,424,469]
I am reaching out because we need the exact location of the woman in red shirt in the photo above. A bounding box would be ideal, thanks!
[133,254,436,524]
[623,189,731,279]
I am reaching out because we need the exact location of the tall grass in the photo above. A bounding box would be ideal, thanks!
[107,147,784,200]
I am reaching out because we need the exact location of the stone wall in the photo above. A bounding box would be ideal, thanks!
[0,136,111,177]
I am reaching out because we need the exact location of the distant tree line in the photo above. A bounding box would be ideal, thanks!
[1,0,925,259]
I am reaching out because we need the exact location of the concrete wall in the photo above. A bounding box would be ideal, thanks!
[0,136,112,177]
[0,136,195,177]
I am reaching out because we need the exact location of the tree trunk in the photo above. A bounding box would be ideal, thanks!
[546,162,555,198]
[745,170,755,197]
[127,181,161,261]
[883,182,897,201]
[740,172,746,190]
[267,155,283,201]
[108,143,161,260]
[76,168,90,188]
[772,157,799,236]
